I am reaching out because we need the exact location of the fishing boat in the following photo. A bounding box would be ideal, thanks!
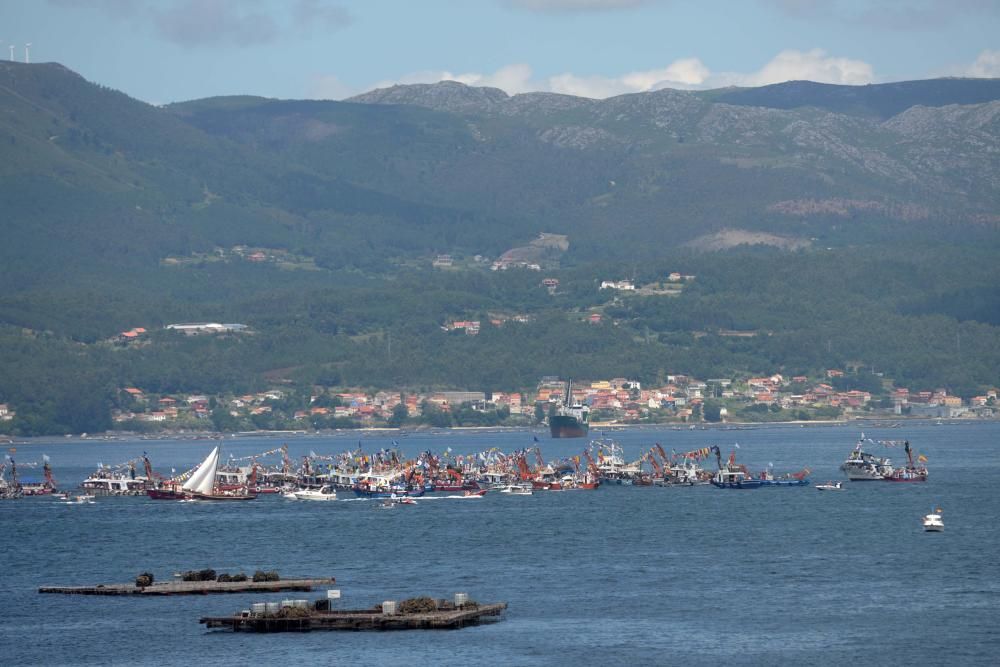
[885,441,928,482]
[181,447,257,501]
[592,439,643,484]
[549,379,589,438]
[758,466,811,487]
[923,508,944,532]
[353,472,424,498]
[710,447,762,489]
[840,435,894,481]
[815,481,843,491]
[293,485,338,501]
[478,471,516,490]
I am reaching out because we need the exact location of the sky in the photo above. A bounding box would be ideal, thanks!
[0,0,998,104]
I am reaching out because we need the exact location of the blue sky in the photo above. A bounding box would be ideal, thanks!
[1,0,998,104]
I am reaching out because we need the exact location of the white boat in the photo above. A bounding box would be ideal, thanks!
[840,436,894,481]
[80,471,149,496]
[923,509,944,532]
[181,447,256,501]
[293,485,338,501]
[57,493,95,504]
[815,481,843,491]
[499,484,533,495]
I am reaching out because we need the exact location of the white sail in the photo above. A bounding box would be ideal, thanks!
[182,447,220,494]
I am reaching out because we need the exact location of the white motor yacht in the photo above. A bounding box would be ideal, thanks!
[815,481,843,491]
[923,509,944,532]
[293,485,337,501]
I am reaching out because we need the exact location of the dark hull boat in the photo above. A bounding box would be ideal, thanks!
[549,379,590,438]
[549,414,588,439]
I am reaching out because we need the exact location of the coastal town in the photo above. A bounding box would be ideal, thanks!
[3,372,984,436]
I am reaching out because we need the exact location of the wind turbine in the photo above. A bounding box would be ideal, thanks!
[8,44,13,62]
[25,43,31,64]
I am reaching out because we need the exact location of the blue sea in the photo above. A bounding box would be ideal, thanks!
[2,422,999,666]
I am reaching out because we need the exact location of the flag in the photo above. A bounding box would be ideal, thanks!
[42,454,50,463]
[918,454,928,463]
[533,436,539,443]
[734,443,741,449]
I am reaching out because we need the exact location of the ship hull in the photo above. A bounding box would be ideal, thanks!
[146,488,187,500]
[549,415,588,438]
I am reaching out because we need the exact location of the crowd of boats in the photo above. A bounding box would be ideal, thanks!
[1,434,930,504]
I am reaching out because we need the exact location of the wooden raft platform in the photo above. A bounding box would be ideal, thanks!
[201,603,507,632]
[39,578,335,596]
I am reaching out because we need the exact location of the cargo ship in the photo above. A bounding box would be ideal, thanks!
[549,380,589,438]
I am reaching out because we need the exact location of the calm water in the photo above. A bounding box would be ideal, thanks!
[2,422,999,666]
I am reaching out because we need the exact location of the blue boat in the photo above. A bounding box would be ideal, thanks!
[758,467,811,486]
[759,478,809,487]
[710,446,762,489]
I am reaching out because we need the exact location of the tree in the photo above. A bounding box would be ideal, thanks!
[703,399,723,423]
[388,402,408,428]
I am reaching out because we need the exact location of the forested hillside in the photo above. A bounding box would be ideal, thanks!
[1,61,998,433]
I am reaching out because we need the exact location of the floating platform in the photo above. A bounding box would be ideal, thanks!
[201,603,507,632]
[39,578,334,596]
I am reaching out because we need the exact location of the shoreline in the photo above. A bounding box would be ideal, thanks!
[3,416,992,446]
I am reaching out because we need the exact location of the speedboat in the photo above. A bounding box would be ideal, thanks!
[815,481,843,491]
[500,484,533,495]
[923,509,944,532]
[58,493,95,504]
[379,495,416,508]
[293,485,337,501]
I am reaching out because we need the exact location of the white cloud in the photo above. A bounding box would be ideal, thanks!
[623,58,711,89]
[966,49,1000,77]
[732,49,875,86]
[338,50,875,101]
[308,74,357,100]
[370,64,538,95]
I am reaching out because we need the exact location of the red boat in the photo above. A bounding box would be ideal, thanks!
[885,441,928,482]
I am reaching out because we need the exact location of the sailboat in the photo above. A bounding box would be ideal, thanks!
[147,447,256,501]
[183,447,256,501]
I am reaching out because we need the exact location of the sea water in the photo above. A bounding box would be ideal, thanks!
[2,422,999,666]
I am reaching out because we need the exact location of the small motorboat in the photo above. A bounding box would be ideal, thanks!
[500,484,533,495]
[923,509,944,532]
[293,485,337,501]
[815,481,843,491]
[379,495,416,508]
[59,494,95,504]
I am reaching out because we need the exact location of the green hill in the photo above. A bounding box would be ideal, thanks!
[1,63,999,434]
